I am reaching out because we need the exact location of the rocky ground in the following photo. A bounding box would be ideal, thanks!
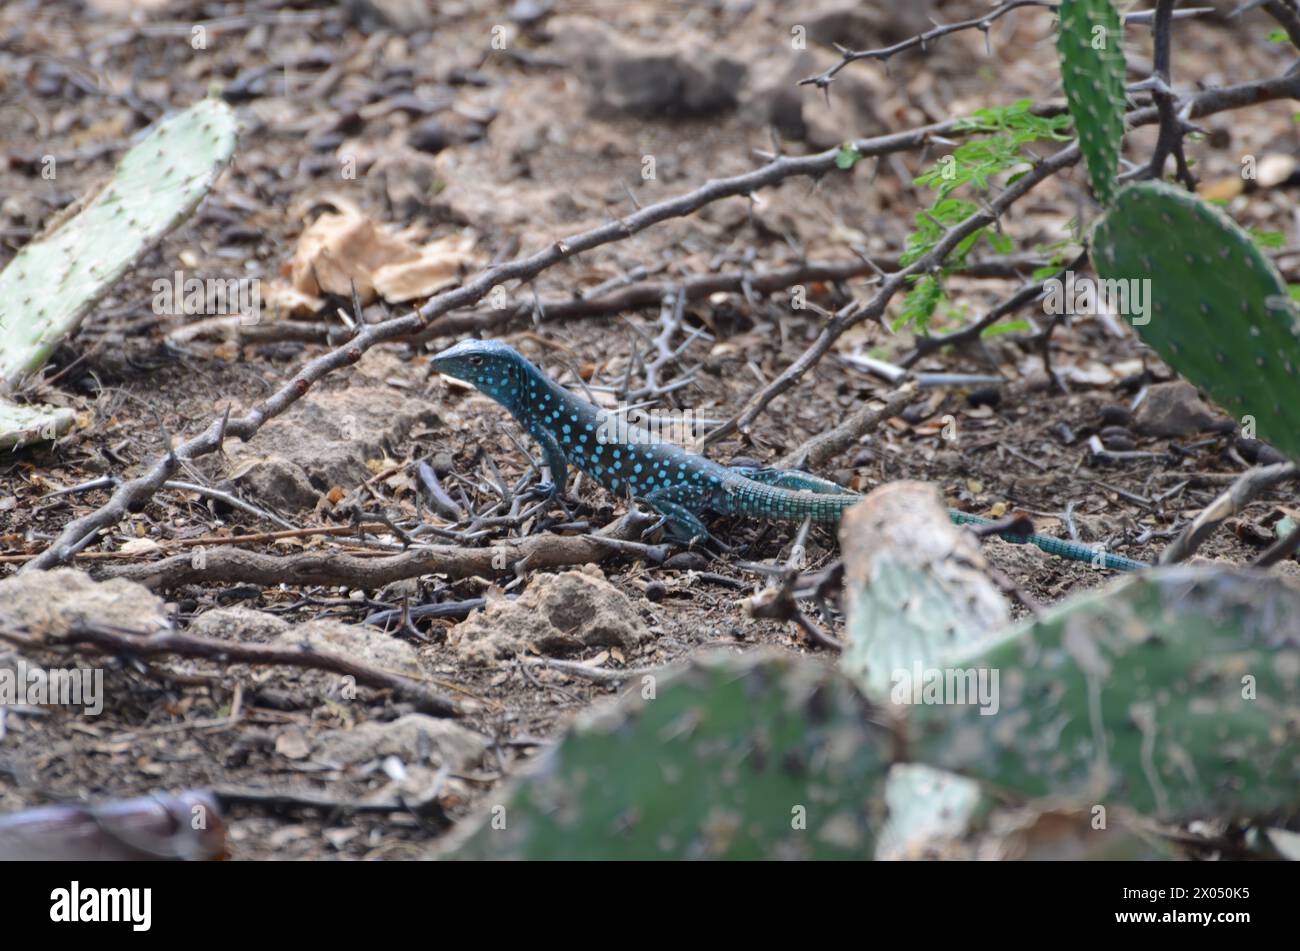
[2,0,1299,859]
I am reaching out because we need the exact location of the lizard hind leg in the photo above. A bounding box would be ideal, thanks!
[730,466,857,496]
[640,489,730,552]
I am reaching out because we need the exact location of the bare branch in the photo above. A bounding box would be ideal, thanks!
[799,1,1055,90]
[703,75,1300,448]
[1159,462,1299,565]
[778,382,919,471]
[799,2,1218,91]
[89,531,671,590]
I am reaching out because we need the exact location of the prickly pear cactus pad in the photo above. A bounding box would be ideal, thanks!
[839,483,1009,703]
[0,98,237,393]
[909,567,1300,820]
[1057,0,1127,205]
[0,398,75,451]
[876,764,985,860]
[1092,181,1300,460]
[442,651,893,860]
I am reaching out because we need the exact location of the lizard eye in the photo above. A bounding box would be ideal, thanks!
[468,356,483,366]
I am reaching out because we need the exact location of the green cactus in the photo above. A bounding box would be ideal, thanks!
[0,400,76,451]
[908,567,1300,820]
[0,98,237,395]
[1091,181,1300,460]
[442,651,893,860]
[1057,0,1127,205]
[876,764,985,860]
[838,484,1010,703]
[841,556,1011,702]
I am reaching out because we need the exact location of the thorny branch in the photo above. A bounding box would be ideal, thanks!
[181,253,1056,347]
[800,1,1055,89]
[1254,1,1300,51]
[702,75,1300,448]
[799,2,1217,91]
[1143,0,1198,188]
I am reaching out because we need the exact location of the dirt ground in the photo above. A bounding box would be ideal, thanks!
[2,0,1299,859]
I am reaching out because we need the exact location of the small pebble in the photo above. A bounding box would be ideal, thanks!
[900,402,932,425]
[409,119,453,154]
[1099,404,1132,427]
[1099,426,1136,451]
[664,551,709,571]
[966,386,1001,409]
[1237,438,1287,466]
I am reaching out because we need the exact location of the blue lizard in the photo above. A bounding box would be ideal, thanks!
[430,339,1148,571]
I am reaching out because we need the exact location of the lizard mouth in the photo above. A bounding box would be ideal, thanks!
[428,347,462,376]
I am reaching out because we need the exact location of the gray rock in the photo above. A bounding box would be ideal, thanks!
[225,456,319,512]
[235,617,428,704]
[222,381,441,511]
[346,0,434,32]
[409,118,454,154]
[188,607,291,644]
[1099,426,1136,451]
[554,17,746,118]
[312,713,488,769]
[0,569,168,642]
[1135,381,1218,437]
[454,568,650,664]
[805,1,935,50]
[277,619,423,678]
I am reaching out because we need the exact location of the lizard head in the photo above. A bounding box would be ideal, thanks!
[430,338,531,408]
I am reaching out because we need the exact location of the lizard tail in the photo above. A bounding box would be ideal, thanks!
[723,474,1148,571]
[947,510,1149,572]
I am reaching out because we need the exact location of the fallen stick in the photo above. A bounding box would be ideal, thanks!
[778,382,918,471]
[1159,462,1300,565]
[0,522,397,563]
[211,776,449,817]
[91,531,671,590]
[520,656,666,684]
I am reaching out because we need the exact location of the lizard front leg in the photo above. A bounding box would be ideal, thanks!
[525,421,571,501]
[640,485,730,552]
